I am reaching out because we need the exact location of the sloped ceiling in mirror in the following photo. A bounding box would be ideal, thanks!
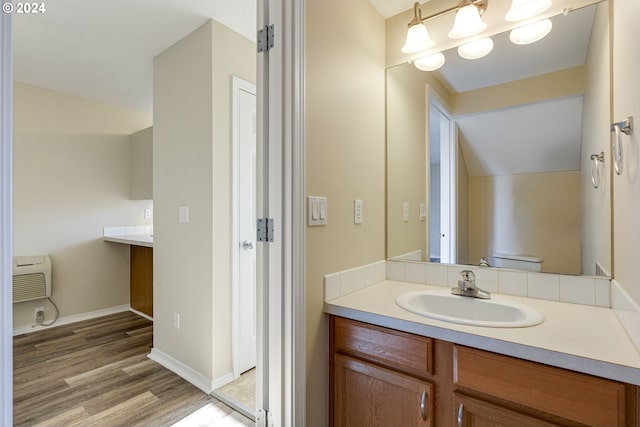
[457,96,584,176]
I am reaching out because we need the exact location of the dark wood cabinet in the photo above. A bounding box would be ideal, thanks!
[329,315,639,427]
[130,245,153,317]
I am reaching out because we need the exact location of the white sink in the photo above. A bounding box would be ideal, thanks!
[396,289,544,328]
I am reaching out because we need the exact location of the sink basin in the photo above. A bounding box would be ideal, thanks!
[396,289,544,328]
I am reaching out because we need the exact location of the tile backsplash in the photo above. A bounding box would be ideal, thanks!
[325,260,611,308]
[103,225,153,237]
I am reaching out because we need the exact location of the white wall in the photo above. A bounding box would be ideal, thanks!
[13,82,152,330]
[153,19,255,389]
[613,0,640,303]
[306,0,386,424]
[580,2,611,276]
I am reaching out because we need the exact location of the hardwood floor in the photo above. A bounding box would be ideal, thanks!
[13,311,253,427]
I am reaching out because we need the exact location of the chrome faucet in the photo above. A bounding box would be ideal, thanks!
[451,270,491,299]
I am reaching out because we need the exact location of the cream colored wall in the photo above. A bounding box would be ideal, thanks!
[153,19,255,387]
[580,2,611,276]
[456,139,469,264]
[306,0,386,424]
[13,82,152,329]
[468,171,581,275]
[130,126,153,200]
[386,64,428,260]
[153,21,215,380]
[612,0,640,302]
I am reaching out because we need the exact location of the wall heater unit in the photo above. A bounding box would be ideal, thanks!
[13,255,52,303]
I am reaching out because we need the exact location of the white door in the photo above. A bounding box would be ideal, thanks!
[234,77,257,375]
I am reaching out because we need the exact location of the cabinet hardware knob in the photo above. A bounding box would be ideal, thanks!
[420,390,428,421]
[457,403,464,427]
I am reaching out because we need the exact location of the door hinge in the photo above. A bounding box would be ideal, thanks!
[257,218,274,242]
[257,24,274,53]
[256,408,269,427]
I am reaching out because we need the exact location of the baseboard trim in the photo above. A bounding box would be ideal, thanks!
[13,304,130,336]
[129,307,153,321]
[148,348,215,394]
[611,279,640,350]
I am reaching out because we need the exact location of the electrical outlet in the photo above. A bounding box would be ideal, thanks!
[35,307,44,324]
[144,209,153,219]
[173,311,181,329]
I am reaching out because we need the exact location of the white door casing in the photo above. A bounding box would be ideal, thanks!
[232,76,257,377]
[0,5,12,426]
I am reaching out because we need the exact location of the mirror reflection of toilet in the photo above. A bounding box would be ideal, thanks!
[493,253,543,272]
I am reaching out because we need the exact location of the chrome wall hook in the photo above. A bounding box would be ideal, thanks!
[611,116,633,175]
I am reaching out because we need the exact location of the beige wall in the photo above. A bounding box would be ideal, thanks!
[386,64,428,260]
[13,82,152,329]
[468,171,581,275]
[130,126,153,200]
[613,0,640,302]
[580,2,611,276]
[306,0,386,424]
[456,139,469,264]
[153,19,255,387]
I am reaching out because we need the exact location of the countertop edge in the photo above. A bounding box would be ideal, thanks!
[103,235,153,248]
[325,302,640,386]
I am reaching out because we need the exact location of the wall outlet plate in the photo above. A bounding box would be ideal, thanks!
[34,307,44,323]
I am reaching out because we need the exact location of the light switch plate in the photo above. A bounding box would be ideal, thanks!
[419,203,427,221]
[178,205,189,223]
[354,199,363,224]
[403,202,410,222]
[308,196,327,226]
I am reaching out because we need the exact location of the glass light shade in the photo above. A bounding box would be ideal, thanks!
[448,5,487,39]
[413,52,445,71]
[510,19,553,45]
[505,0,552,22]
[401,23,434,54]
[458,37,494,59]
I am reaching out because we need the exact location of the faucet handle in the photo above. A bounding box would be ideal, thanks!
[460,270,475,282]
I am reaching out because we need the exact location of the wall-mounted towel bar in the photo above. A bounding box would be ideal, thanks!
[590,151,604,189]
[611,116,633,175]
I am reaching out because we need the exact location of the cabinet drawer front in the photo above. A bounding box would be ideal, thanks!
[334,317,432,376]
[454,345,626,427]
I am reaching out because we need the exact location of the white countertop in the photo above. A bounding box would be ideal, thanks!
[325,280,640,385]
[103,234,153,248]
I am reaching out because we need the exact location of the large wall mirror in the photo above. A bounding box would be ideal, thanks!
[386,0,611,277]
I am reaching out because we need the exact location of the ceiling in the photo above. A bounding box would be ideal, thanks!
[13,0,256,111]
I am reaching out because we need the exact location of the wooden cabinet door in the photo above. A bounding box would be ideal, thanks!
[454,393,559,427]
[333,354,433,427]
[130,245,153,317]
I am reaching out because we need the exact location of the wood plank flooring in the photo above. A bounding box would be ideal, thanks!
[13,311,253,427]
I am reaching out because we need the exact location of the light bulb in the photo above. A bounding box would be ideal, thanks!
[413,52,445,71]
[458,37,494,59]
[449,5,487,39]
[510,19,553,45]
[506,0,552,22]
[402,23,434,54]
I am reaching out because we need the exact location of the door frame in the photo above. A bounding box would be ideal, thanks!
[257,0,306,426]
[231,76,257,380]
[0,6,13,426]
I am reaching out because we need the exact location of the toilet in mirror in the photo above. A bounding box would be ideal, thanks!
[386,0,611,277]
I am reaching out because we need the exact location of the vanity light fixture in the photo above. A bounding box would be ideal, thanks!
[402,0,488,54]
[448,0,488,39]
[413,52,446,71]
[505,0,552,22]
[510,18,553,44]
[401,2,434,53]
[457,37,494,59]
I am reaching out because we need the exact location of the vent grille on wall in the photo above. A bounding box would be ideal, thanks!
[12,255,52,303]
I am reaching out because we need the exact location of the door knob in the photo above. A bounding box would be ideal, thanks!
[242,240,254,250]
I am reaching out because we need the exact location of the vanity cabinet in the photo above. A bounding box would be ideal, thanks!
[130,245,153,317]
[329,315,639,427]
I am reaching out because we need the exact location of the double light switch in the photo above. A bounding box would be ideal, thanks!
[308,196,327,226]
